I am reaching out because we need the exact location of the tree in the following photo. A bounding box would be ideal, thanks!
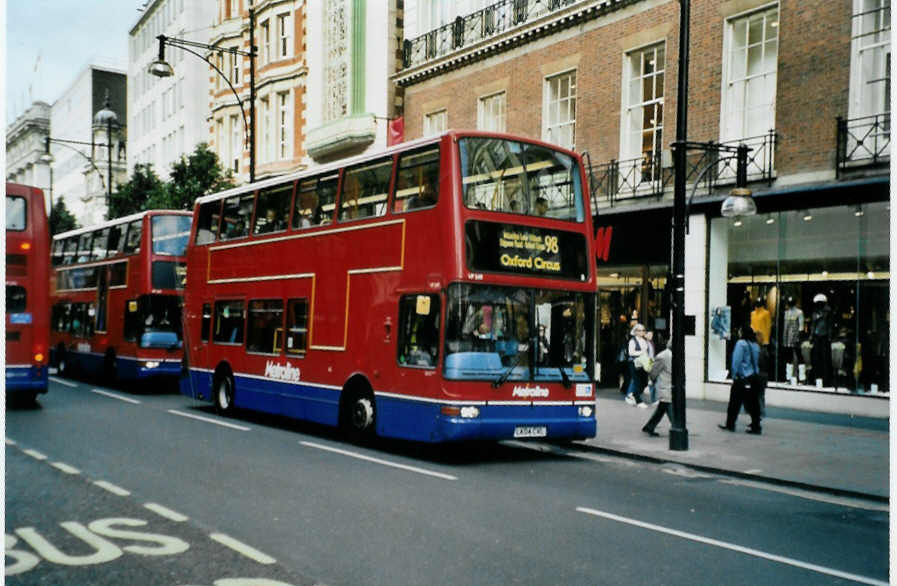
[49,198,79,235]
[108,163,165,219]
[158,143,235,211]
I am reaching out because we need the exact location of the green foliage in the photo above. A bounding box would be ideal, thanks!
[163,143,235,211]
[106,144,234,220]
[49,198,79,235]
[108,163,165,219]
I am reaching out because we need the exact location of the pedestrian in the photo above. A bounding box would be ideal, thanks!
[624,323,652,408]
[642,334,671,436]
[719,324,763,434]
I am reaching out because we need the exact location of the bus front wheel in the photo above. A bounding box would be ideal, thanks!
[214,372,235,414]
[341,385,376,441]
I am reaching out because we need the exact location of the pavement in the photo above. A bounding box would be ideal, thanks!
[573,388,891,501]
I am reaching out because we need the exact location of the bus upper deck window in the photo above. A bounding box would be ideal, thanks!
[220,194,254,240]
[394,147,440,213]
[196,201,222,245]
[253,184,292,235]
[123,220,142,254]
[339,158,392,221]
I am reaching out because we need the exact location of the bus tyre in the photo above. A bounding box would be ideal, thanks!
[103,351,117,386]
[214,372,235,414]
[342,386,376,442]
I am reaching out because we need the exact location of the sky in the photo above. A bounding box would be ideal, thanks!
[6,0,142,125]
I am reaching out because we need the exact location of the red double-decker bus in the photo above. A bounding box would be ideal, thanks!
[6,183,50,401]
[182,130,597,442]
[50,210,191,383]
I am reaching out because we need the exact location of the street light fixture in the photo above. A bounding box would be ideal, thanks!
[149,13,257,183]
[42,135,112,213]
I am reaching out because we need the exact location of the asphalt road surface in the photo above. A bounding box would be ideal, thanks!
[5,376,888,585]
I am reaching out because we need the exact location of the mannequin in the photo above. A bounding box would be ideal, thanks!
[810,293,834,387]
[782,297,804,382]
[750,299,771,347]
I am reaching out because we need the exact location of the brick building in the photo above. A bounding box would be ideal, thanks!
[209,0,308,183]
[395,0,890,416]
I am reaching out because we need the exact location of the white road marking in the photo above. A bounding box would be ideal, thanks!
[144,503,188,522]
[23,449,47,460]
[300,441,458,481]
[50,462,80,474]
[94,480,131,496]
[167,409,251,431]
[6,438,17,446]
[577,506,888,586]
[744,468,763,474]
[91,389,142,404]
[49,376,77,387]
[718,478,889,512]
[209,533,276,564]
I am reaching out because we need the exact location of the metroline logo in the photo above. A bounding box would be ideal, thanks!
[511,385,549,398]
[264,360,301,383]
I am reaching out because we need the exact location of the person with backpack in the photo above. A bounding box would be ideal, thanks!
[719,324,763,434]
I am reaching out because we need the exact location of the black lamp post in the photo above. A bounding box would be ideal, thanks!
[149,10,257,183]
[670,0,757,451]
[41,135,111,213]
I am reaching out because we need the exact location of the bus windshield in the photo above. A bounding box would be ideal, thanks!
[124,294,183,349]
[444,283,592,384]
[152,215,192,256]
[458,137,584,221]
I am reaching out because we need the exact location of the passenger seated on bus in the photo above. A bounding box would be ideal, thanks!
[258,208,285,233]
[534,196,549,216]
[407,170,439,210]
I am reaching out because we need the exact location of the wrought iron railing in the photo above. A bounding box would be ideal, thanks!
[836,113,890,177]
[402,0,583,69]
[590,130,777,206]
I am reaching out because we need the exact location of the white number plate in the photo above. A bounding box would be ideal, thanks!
[513,426,547,438]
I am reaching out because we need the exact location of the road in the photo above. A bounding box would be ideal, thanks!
[5,376,889,585]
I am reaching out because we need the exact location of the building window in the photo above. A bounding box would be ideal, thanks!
[230,114,241,173]
[477,92,506,132]
[622,42,665,182]
[261,20,270,63]
[423,109,447,137]
[722,5,779,142]
[543,70,576,150]
[850,0,890,118]
[277,13,290,58]
[231,50,240,85]
[277,91,290,159]
[261,96,271,163]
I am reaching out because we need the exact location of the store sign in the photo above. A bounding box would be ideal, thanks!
[465,221,588,281]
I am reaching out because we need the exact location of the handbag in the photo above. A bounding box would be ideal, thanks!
[634,352,653,372]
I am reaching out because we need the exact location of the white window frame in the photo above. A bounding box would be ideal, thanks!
[230,114,241,173]
[620,41,665,179]
[423,109,447,137]
[542,69,576,150]
[231,50,240,85]
[849,0,891,119]
[477,91,506,132]
[261,95,271,163]
[277,91,291,160]
[277,12,291,59]
[261,19,270,64]
[719,3,779,143]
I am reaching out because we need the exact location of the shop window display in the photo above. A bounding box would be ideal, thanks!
[708,202,889,394]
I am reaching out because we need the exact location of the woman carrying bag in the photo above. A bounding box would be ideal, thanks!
[719,324,763,434]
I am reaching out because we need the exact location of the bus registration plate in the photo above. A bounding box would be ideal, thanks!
[514,426,547,438]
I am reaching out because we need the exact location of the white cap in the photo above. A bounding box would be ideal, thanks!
[813,293,827,303]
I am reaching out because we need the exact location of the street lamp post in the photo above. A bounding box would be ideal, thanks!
[41,135,112,214]
[670,0,757,452]
[149,10,257,182]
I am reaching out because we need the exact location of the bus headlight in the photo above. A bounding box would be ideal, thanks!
[140,361,161,369]
[578,405,594,418]
[460,406,480,419]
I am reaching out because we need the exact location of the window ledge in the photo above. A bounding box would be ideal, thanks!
[306,114,377,161]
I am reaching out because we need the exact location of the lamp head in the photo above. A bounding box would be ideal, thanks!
[720,187,756,218]
[148,60,174,78]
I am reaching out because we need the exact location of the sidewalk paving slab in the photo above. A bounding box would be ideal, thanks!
[573,391,889,501]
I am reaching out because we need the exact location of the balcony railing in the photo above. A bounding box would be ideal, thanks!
[402,0,583,69]
[836,113,890,177]
[589,130,777,208]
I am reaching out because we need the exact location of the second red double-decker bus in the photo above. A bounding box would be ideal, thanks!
[182,130,597,442]
[50,210,191,383]
[6,183,50,401]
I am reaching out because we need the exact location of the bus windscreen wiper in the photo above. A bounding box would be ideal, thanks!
[493,350,525,388]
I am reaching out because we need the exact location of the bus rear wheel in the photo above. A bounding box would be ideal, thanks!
[214,372,235,414]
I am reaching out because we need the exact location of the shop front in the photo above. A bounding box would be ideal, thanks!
[594,209,671,389]
[706,200,889,401]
